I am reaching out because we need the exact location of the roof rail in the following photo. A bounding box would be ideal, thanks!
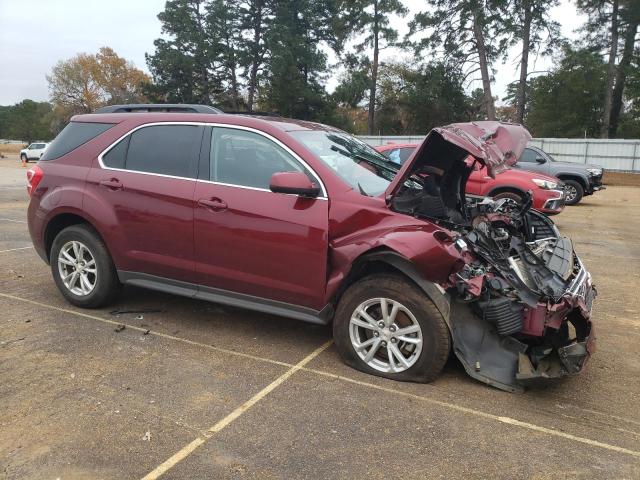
[224,111,281,117]
[94,104,223,114]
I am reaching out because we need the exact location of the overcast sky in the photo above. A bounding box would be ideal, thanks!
[0,0,585,107]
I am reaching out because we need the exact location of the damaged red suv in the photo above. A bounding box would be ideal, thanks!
[27,106,596,392]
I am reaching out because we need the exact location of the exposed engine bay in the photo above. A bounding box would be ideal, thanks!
[389,130,596,392]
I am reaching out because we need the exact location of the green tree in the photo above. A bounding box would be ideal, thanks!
[5,100,53,143]
[502,0,562,123]
[259,0,340,120]
[342,0,408,133]
[526,46,606,137]
[410,0,509,121]
[616,44,640,138]
[609,1,639,137]
[146,0,220,104]
[375,61,474,134]
[332,54,371,109]
[207,0,244,110]
[0,105,12,139]
[238,0,275,111]
[577,0,622,137]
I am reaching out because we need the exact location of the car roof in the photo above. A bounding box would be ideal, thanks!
[70,112,344,133]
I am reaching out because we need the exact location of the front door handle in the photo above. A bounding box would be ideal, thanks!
[198,197,227,212]
[99,178,123,191]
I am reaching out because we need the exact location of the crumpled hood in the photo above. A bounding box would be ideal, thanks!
[385,121,532,201]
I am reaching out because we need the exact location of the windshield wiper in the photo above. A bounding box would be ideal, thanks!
[330,145,398,177]
[357,182,369,196]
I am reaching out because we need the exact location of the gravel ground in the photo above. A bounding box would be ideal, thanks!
[1,155,639,479]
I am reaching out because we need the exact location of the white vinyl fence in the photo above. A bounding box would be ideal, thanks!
[358,136,640,172]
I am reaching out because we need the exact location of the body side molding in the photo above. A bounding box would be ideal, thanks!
[118,271,331,325]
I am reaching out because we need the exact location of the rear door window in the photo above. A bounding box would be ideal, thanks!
[41,122,114,160]
[102,124,202,178]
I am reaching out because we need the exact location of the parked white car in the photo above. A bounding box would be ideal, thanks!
[20,142,49,162]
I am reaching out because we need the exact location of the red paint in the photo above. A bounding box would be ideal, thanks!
[192,180,329,308]
[84,166,197,282]
[26,114,533,313]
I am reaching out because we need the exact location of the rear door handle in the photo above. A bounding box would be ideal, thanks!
[198,197,227,211]
[99,178,123,191]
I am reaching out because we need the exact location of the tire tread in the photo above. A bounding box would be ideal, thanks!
[333,273,450,383]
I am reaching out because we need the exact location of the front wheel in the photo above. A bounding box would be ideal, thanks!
[333,274,450,383]
[20,154,28,163]
[563,179,584,205]
[493,191,523,204]
[50,224,120,308]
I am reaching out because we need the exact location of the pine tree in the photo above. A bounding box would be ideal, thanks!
[260,0,339,119]
[410,0,510,121]
[342,0,408,134]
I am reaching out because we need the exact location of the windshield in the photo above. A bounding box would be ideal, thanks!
[290,130,401,196]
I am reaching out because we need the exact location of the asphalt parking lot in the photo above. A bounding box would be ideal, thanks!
[1,155,639,479]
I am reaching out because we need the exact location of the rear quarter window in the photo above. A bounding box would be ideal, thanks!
[41,122,115,161]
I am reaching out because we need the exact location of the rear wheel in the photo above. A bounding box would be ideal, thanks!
[333,274,450,383]
[563,179,584,205]
[50,224,120,308]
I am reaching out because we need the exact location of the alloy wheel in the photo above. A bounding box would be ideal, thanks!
[565,185,578,203]
[57,240,97,296]
[349,298,423,373]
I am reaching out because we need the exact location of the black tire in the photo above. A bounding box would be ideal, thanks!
[333,274,451,383]
[563,179,584,205]
[50,224,120,308]
[20,154,28,163]
[493,191,523,204]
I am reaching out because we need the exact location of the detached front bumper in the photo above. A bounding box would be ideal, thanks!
[449,257,596,393]
[517,258,596,384]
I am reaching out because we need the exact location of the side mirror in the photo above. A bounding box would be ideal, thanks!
[536,156,546,164]
[269,171,320,198]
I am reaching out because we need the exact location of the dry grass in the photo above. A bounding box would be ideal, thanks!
[604,171,640,187]
[0,143,26,154]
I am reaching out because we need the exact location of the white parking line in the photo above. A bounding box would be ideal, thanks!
[141,339,333,480]
[302,367,640,459]
[0,246,33,253]
[1,292,639,465]
[0,293,292,369]
[0,218,27,223]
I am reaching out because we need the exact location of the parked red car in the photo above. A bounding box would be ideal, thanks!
[375,143,566,214]
[27,107,595,392]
